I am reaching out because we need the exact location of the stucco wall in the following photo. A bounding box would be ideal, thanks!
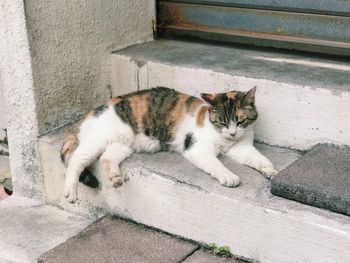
[0,0,44,198]
[25,0,155,134]
[0,80,6,140]
[0,0,155,199]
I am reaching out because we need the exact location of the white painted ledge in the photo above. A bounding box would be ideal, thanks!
[111,40,350,150]
[38,126,350,263]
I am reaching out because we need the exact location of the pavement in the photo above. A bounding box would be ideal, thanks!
[271,143,350,216]
[38,216,247,263]
[0,196,91,263]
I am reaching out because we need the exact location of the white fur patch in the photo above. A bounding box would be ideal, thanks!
[133,133,160,153]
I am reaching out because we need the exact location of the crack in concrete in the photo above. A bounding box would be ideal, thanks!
[139,167,210,194]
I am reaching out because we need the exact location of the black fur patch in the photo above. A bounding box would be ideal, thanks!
[185,96,197,111]
[114,99,138,133]
[79,169,99,188]
[142,87,180,150]
[184,133,195,150]
[94,105,108,117]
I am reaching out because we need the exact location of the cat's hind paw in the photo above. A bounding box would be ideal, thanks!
[261,166,278,179]
[217,172,240,187]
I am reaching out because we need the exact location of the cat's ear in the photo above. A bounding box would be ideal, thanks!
[200,93,218,105]
[244,86,256,106]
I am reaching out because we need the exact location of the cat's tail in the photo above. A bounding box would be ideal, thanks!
[60,133,99,188]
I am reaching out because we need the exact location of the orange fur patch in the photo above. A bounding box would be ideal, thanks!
[226,91,236,99]
[108,97,122,106]
[196,106,208,127]
[61,134,78,162]
[235,109,245,120]
[128,95,148,131]
[101,159,111,176]
[84,110,96,120]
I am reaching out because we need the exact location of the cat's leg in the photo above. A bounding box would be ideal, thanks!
[64,141,106,203]
[100,142,133,187]
[226,143,278,178]
[183,147,240,187]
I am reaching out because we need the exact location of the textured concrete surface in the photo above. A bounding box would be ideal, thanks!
[271,144,350,216]
[39,126,350,262]
[0,0,44,199]
[184,250,245,263]
[25,0,155,134]
[38,216,198,263]
[112,40,350,149]
[0,195,91,263]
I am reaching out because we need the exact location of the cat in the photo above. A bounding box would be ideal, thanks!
[61,86,277,203]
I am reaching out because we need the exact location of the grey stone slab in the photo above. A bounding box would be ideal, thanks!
[38,216,198,263]
[184,250,247,263]
[0,196,91,263]
[115,39,350,93]
[271,144,350,216]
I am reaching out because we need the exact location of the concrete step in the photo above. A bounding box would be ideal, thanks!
[38,125,350,263]
[0,195,91,263]
[111,40,350,150]
[271,143,350,216]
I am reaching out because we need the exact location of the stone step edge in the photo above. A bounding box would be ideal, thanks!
[110,41,350,150]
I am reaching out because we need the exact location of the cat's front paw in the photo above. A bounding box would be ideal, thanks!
[261,165,278,179]
[64,183,78,203]
[110,175,123,188]
[217,172,240,187]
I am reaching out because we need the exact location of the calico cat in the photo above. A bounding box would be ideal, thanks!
[61,86,277,203]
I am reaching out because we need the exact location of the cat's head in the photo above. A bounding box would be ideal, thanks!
[201,86,258,139]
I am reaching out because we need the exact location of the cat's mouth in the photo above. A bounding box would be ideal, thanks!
[224,134,239,141]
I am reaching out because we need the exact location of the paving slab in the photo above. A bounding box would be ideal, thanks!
[271,144,350,216]
[38,216,198,263]
[0,196,91,263]
[184,250,247,263]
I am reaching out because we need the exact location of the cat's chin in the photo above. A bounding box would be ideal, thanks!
[223,133,243,141]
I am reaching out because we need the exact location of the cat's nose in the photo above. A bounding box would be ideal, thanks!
[229,133,236,137]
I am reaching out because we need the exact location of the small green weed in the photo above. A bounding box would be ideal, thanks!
[209,243,232,258]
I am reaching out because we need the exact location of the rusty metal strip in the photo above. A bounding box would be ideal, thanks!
[157,1,350,56]
[163,0,350,17]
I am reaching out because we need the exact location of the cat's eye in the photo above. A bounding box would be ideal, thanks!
[219,122,229,128]
[237,119,246,126]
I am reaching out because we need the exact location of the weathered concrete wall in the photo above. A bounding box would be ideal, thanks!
[25,0,155,134]
[0,0,44,198]
[0,80,6,140]
[0,0,155,199]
